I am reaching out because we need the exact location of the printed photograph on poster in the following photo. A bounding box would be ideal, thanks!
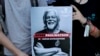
[31,7,72,56]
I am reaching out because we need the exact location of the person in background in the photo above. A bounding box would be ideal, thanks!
[3,0,32,56]
[0,1,29,56]
[0,0,28,56]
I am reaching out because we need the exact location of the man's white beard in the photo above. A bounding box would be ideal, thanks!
[47,23,56,30]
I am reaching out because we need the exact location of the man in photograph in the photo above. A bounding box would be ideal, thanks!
[34,9,70,56]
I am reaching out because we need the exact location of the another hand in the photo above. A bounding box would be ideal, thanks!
[88,21,100,38]
[15,51,29,56]
[72,5,87,24]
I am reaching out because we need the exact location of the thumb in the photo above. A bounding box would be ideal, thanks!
[71,5,80,12]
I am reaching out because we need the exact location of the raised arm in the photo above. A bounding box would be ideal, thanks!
[72,5,100,38]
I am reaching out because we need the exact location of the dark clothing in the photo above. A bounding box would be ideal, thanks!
[36,29,66,33]
[72,1,97,56]
[72,1,100,56]
[34,29,70,54]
